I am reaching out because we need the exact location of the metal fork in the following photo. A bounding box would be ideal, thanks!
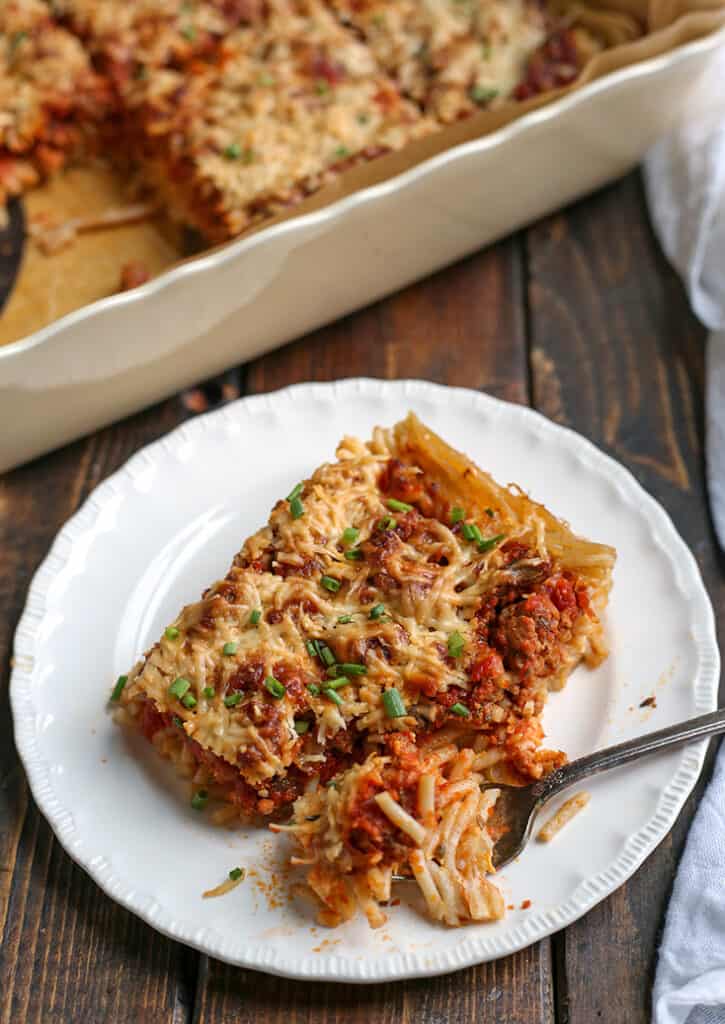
[393,708,725,878]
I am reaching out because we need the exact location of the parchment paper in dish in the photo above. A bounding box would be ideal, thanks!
[0,165,183,348]
[0,0,723,348]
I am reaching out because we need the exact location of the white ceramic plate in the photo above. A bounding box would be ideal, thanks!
[11,379,719,982]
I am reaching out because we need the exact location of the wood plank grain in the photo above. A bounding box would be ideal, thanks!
[0,383,241,1024]
[525,172,724,1024]
[246,241,528,404]
[194,952,553,1024]
[197,241,555,1024]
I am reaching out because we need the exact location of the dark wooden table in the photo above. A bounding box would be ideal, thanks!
[1,171,723,1024]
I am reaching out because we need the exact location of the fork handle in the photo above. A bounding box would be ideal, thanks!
[536,708,725,803]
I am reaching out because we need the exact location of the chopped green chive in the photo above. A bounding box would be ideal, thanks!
[181,24,196,41]
[325,677,350,690]
[485,508,495,518]
[223,641,238,656]
[250,609,261,625]
[369,603,386,620]
[387,498,413,513]
[182,692,197,709]
[294,720,310,735]
[451,507,465,523]
[372,13,385,26]
[478,533,506,552]
[450,702,471,718]
[307,683,320,696]
[315,79,329,94]
[191,790,208,810]
[462,523,483,543]
[318,642,336,667]
[202,686,215,699]
[224,692,242,707]
[289,496,304,520]
[165,626,180,640]
[172,715,184,728]
[286,482,303,502]
[334,145,350,159]
[229,866,244,881]
[336,663,367,676]
[10,31,28,52]
[169,677,191,699]
[323,687,344,706]
[259,72,275,86]
[305,639,318,657]
[320,575,341,593]
[470,85,499,105]
[110,675,128,702]
[342,527,360,545]
[448,631,465,659]
[357,113,369,125]
[337,614,354,624]
[344,548,363,561]
[378,516,396,531]
[382,688,406,718]
[224,142,241,159]
[264,676,286,699]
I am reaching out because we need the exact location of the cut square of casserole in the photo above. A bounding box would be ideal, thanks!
[327,0,604,122]
[117,413,614,924]
[0,0,114,204]
[52,0,262,93]
[119,0,435,241]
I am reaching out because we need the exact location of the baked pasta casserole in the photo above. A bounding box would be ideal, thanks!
[114,415,615,927]
[0,0,634,238]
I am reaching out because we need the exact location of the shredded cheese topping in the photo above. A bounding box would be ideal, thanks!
[330,0,550,121]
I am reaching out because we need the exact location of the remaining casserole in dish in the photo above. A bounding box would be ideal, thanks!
[114,414,615,927]
[0,0,631,236]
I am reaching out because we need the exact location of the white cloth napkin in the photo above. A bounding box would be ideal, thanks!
[644,45,725,1024]
[643,46,725,549]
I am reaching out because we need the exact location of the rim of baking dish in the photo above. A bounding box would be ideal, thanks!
[10,379,720,982]
[2,24,724,361]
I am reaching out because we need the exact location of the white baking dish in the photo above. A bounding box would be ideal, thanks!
[2,25,724,473]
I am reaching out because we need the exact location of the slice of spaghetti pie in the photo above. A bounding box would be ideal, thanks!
[116,413,614,925]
